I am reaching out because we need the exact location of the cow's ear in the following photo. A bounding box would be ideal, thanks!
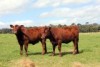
[15,25,19,27]
[10,25,14,28]
[20,25,27,35]
[20,25,24,27]
[44,26,51,30]
[48,26,51,30]
[20,25,25,30]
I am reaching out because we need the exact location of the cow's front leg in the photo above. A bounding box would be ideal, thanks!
[24,41,28,56]
[41,40,47,55]
[51,41,57,56]
[20,45,23,55]
[52,45,56,56]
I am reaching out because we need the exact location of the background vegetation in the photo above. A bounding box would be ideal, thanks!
[0,22,100,33]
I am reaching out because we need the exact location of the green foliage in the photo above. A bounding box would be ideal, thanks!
[78,24,99,33]
[0,28,12,34]
[0,33,100,67]
[0,22,100,33]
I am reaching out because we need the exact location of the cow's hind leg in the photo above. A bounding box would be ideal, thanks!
[20,45,23,55]
[73,38,79,54]
[58,40,62,57]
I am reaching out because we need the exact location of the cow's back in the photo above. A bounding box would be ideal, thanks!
[50,26,79,43]
[27,28,41,40]
[69,25,79,39]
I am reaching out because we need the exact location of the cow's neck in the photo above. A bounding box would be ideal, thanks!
[15,31,24,42]
[21,29,32,40]
[48,29,55,41]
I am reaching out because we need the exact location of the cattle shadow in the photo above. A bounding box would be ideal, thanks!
[28,50,83,56]
[28,51,52,56]
[28,52,41,55]
[48,52,72,56]
[49,50,83,57]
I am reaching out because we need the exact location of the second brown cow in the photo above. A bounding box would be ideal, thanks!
[42,25,79,57]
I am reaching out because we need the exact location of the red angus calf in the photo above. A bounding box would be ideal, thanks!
[10,25,47,56]
[42,25,79,57]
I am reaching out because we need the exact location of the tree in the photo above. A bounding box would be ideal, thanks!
[0,28,12,34]
[77,23,81,26]
[85,22,89,25]
[71,23,76,25]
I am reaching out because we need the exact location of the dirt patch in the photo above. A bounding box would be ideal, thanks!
[72,62,100,67]
[9,57,35,67]
[72,62,84,67]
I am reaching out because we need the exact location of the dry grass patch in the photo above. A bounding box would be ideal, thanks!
[9,57,35,67]
[72,62,84,67]
[72,62,100,67]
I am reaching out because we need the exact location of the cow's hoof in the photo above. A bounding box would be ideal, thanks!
[25,53,28,56]
[52,53,55,56]
[26,55,28,57]
[59,54,62,57]
[44,51,47,54]
[45,50,47,53]
[45,52,47,54]
[73,52,76,55]
[42,53,45,55]
[73,52,79,55]
[20,53,23,55]
[76,52,79,54]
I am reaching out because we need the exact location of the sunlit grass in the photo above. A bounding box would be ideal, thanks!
[0,33,100,67]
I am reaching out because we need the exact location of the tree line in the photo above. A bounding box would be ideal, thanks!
[0,22,100,34]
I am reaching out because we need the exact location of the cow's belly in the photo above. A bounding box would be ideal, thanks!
[29,40,39,45]
[61,37,74,43]
[62,40,72,44]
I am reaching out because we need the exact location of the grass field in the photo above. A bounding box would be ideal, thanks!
[0,33,100,67]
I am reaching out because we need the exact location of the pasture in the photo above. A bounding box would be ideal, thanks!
[0,33,100,67]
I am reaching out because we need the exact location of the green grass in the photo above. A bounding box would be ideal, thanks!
[0,33,100,67]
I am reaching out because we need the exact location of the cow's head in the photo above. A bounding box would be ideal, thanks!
[41,26,51,39]
[10,25,25,34]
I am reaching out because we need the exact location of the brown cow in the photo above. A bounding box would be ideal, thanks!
[42,25,79,57]
[10,25,47,56]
